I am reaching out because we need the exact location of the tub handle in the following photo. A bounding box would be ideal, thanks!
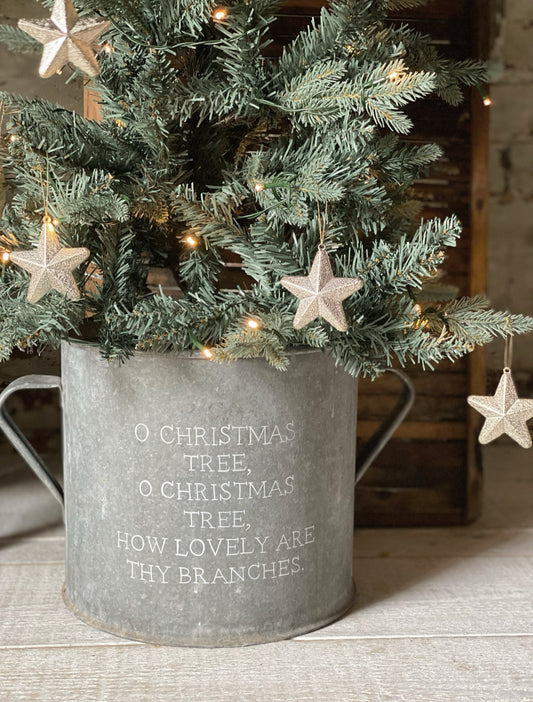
[355,368,415,485]
[0,375,64,508]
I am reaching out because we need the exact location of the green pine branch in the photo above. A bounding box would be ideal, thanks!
[0,0,530,376]
[0,25,42,54]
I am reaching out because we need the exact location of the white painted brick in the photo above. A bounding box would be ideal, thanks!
[489,143,509,197]
[489,142,533,200]
[489,83,533,143]
[487,2,533,371]
[506,0,533,22]
[501,20,533,74]
[488,201,533,328]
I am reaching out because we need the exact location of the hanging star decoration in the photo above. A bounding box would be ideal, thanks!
[280,247,363,331]
[10,217,90,304]
[18,0,110,79]
[467,368,533,448]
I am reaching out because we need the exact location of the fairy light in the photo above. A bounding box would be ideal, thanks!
[115,119,126,129]
[246,318,261,330]
[477,85,492,107]
[43,215,55,233]
[103,43,114,54]
[189,333,212,358]
[388,70,399,81]
[414,303,422,316]
[254,182,265,193]
[9,134,18,142]
[185,235,199,247]
[1,249,10,281]
[213,6,228,21]
[412,317,428,330]
[52,218,60,226]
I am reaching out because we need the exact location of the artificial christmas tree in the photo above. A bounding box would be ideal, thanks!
[0,0,532,646]
[1,0,530,368]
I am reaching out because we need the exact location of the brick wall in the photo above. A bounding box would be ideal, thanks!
[488,0,533,373]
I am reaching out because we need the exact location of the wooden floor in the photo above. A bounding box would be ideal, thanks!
[1,444,532,701]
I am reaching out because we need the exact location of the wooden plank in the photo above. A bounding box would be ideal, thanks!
[389,0,469,20]
[476,444,533,530]
[355,488,466,527]
[355,443,532,528]
[354,527,533,559]
[0,458,63,541]
[0,563,120,647]
[359,371,468,396]
[359,441,466,475]
[357,420,467,440]
[355,436,468,525]
[83,83,102,123]
[0,349,60,388]
[358,394,466,422]
[284,0,469,20]
[2,554,533,647]
[0,535,65,565]
[389,21,471,53]
[280,0,325,10]
[313,555,533,639]
[1,638,533,702]
[465,0,491,524]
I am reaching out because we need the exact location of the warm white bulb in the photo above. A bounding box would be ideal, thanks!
[254,182,265,192]
[42,215,55,233]
[483,96,492,106]
[9,134,18,142]
[1,251,10,263]
[414,304,422,316]
[202,347,213,359]
[388,71,399,80]
[246,318,260,329]
[213,7,228,20]
[103,43,114,53]
[185,235,199,247]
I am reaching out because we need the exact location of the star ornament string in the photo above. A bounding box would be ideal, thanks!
[9,162,90,304]
[467,332,533,448]
[280,206,363,332]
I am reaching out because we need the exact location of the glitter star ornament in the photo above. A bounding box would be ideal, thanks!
[18,0,110,79]
[10,217,90,304]
[280,247,363,331]
[468,368,533,448]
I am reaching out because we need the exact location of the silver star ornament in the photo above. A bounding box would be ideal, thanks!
[18,0,110,79]
[10,219,90,304]
[280,247,363,331]
[468,369,533,448]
